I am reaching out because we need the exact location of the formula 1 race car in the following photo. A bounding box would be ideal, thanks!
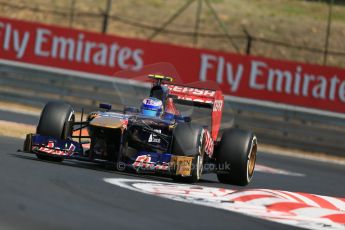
[23,75,257,185]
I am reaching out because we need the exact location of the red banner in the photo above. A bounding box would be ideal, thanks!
[1,17,345,113]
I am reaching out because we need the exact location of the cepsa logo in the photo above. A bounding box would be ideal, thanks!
[166,85,216,97]
[0,20,144,71]
[165,84,216,104]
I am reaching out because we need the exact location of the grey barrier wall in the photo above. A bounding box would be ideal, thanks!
[1,63,345,157]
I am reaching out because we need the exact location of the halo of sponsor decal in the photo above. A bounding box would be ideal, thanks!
[104,178,345,230]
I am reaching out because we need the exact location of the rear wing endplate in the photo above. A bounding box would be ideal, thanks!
[165,84,224,140]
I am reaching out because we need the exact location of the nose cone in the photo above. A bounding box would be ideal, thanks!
[90,116,125,129]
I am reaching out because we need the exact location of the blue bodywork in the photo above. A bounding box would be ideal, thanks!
[25,106,197,175]
[31,134,83,157]
[29,133,176,174]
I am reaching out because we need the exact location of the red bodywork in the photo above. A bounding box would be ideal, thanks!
[165,84,224,141]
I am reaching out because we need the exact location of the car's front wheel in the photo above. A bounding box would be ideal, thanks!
[171,123,205,183]
[36,101,75,162]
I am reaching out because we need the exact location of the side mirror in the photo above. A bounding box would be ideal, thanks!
[99,103,112,110]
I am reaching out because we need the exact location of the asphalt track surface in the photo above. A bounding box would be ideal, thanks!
[0,110,345,229]
[0,109,39,125]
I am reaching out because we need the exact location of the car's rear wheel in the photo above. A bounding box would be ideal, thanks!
[171,123,205,183]
[36,101,75,162]
[215,129,257,186]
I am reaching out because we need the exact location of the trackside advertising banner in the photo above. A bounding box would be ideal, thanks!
[1,16,345,113]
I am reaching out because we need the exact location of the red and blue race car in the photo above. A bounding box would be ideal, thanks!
[23,74,257,185]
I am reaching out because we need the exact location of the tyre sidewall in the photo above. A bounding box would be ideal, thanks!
[216,129,256,185]
[37,101,75,139]
[171,123,205,183]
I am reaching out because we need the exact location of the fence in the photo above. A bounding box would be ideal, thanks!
[1,0,345,67]
[1,62,345,157]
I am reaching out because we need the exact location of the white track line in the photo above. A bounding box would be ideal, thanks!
[104,178,345,230]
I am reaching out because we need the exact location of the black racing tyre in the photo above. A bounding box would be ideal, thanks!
[171,123,205,183]
[36,101,75,162]
[215,129,257,186]
[37,101,75,139]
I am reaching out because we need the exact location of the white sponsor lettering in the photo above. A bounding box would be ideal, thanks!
[338,80,345,102]
[148,134,160,143]
[199,54,217,81]
[108,43,119,67]
[148,129,161,143]
[172,95,213,104]
[93,43,108,66]
[76,33,84,62]
[199,54,345,104]
[51,36,76,61]
[3,23,11,51]
[0,23,30,58]
[249,60,266,90]
[35,28,50,57]
[248,60,345,102]
[154,129,161,133]
[143,98,162,106]
[302,74,315,96]
[0,22,144,71]
[132,49,143,71]
[329,76,340,100]
[83,41,97,63]
[118,47,132,69]
[13,29,29,59]
[226,62,243,92]
[293,66,302,95]
[4,19,345,109]
[213,100,223,111]
[312,76,327,99]
[167,85,216,98]
[199,53,243,92]
[267,68,292,93]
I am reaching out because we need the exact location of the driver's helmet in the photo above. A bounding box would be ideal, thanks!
[141,97,163,117]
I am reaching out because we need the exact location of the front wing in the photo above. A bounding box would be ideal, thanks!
[24,134,195,177]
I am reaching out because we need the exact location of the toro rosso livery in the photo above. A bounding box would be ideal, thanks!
[23,75,257,185]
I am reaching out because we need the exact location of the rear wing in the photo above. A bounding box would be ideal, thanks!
[165,84,224,140]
